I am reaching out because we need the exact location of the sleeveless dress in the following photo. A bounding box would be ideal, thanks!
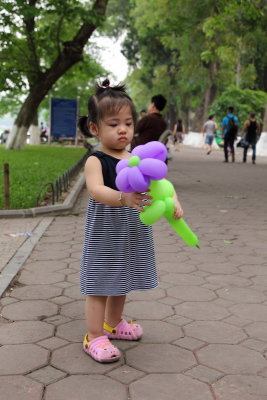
[80,151,158,296]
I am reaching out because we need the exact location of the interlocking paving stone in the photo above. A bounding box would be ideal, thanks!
[212,374,267,399]
[175,301,230,320]
[197,344,267,374]
[241,338,267,352]
[24,260,67,272]
[126,288,166,301]
[185,365,224,383]
[10,284,62,300]
[184,320,247,344]
[173,337,206,351]
[50,296,73,305]
[60,300,84,319]
[0,296,18,305]
[1,300,58,321]
[63,285,85,300]
[124,300,173,320]
[45,375,127,400]
[38,336,69,350]
[158,296,181,305]
[107,366,145,384]
[161,273,205,285]
[18,271,65,285]
[126,344,196,373]
[216,286,267,303]
[139,320,183,343]
[0,344,48,374]
[129,374,214,400]
[245,321,267,341]
[158,262,196,274]
[27,365,67,385]
[0,375,43,400]
[56,319,85,342]
[167,285,216,301]
[30,250,70,261]
[165,315,192,326]
[230,304,267,322]
[0,321,54,344]
[239,265,267,276]
[206,274,251,287]
[43,315,71,326]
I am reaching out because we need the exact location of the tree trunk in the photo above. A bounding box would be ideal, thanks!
[29,111,40,145]
[5,0,109,150]
[191,62,217,132]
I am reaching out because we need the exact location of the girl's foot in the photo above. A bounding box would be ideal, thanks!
[83,334,121,363]
[103,319,143,340]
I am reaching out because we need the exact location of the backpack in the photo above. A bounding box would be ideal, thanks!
[226,116,238,136]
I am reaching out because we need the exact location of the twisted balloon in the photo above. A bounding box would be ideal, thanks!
[116,141,199,247]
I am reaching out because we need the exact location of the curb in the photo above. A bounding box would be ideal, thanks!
[0,173,85,218]
[0,217,54,297]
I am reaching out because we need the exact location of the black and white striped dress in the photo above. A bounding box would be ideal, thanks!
[80,151,157,296]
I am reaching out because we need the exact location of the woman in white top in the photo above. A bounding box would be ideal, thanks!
[202,115,217,155]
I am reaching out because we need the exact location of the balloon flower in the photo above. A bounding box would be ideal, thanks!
[115,141,199,248]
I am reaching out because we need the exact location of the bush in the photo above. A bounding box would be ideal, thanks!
[0,145,86,209]
[210,86,267,127]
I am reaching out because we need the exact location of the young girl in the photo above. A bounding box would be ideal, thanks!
[78,79,183,363]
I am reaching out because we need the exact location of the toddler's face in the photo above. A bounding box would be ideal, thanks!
[96,106,134,150]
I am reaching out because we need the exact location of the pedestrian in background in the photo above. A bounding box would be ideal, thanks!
[202,115,217,155]
[221,106,239,163]
[241,112,260,164]
[78,79,183,363]
[172,119,185,151]
[131,94,167,149]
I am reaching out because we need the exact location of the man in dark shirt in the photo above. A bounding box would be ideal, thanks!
[131,94,167,149]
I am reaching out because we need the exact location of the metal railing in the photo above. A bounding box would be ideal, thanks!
[36,150,91,206]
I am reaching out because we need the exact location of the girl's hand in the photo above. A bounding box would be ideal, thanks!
[123,192,152,212]
[173,198,183,220]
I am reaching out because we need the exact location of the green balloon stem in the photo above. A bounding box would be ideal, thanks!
[166,216,199,248]
[141,178,199,248]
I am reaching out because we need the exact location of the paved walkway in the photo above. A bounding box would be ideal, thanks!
[1,146,267,400]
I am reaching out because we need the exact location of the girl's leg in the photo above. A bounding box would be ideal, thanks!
[105,295,126,327]
[85,295,107,341]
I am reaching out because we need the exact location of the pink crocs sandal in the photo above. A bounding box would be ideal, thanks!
[83,334,121,363]
[103,319,143,340]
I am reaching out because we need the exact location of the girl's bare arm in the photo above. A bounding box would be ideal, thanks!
[85,156,152,211]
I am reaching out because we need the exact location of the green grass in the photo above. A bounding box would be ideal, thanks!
[0,145,87,209]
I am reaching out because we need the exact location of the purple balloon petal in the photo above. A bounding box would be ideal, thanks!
[116,158,129,174]
[128,167,150,191]
[115,167,133,192]
[131,144,144,157]
[139,159,168,180]
[132,141,167,161]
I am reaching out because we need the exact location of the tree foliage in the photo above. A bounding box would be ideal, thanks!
[110,0,267,128]
[0,0,109,149]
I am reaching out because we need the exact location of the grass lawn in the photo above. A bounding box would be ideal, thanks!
[0,145,87,209]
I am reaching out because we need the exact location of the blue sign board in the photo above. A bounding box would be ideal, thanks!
[50,98,78,138]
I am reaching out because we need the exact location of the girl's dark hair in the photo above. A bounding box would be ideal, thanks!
[78,79,137,137]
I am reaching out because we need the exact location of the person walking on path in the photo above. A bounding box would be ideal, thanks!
[221,106,239,163]
[78,79,183,364]
[172,119,185,151]
[202,115,217,155]
[131,94,167,150]
[241,112,260,164]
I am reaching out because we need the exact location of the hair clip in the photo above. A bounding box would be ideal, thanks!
[102,79,110,88]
